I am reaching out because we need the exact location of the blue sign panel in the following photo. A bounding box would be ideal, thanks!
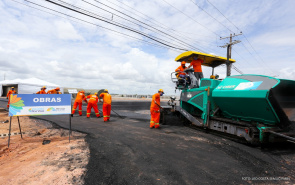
[9,94,71,116]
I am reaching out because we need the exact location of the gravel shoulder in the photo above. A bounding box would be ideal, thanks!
[0,112,89,185]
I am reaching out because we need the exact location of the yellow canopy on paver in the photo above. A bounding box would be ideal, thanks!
[175,51,235,68]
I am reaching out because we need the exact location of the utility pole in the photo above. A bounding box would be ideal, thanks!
[219,32,242,76]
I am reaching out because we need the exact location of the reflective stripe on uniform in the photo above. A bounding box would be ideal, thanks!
[72,108,76,110]
[78,110,82,112]
[155,123,159,125]
[87,113,90,115]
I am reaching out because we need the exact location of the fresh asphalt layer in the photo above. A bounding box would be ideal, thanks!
[1,99,295,184]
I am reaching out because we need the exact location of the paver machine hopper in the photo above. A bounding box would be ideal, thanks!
[172,51,295,144]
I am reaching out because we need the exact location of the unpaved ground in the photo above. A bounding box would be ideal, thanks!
[0,112,89,185]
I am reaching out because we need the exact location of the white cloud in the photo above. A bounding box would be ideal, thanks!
[54,21,84,41]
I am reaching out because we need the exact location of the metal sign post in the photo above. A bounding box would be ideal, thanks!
[7,116,23,148]
[69,100,72,143]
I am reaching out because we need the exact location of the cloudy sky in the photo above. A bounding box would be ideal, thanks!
[1,0,295,95]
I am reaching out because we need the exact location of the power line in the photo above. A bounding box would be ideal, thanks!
[56,0,191,50]
[161,0,220,37]
[231,48,252,68]
[82,0,206,52]
[88,0,223,55]
[107,0,216,39]
[241,35,275,74]
[189,0,234,33]
[18,0,187,53]
[106,0,175,32]
[232,64,243,74]
[13,0,219,56]
[14,0,232,59]
[38,0,189,51]
[205,0,275,75]
[206,0,240,32]
[105,0,223,54]
[239,41,274,74]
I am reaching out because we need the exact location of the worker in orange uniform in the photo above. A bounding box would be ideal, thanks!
[99,89,112,122]
[36,86,47,94]
[6,87,16,108]
[47,87,61,94]
[86,92,100,118]
[150,89,164,129]
[187,55,204,87]
[175,61,187,79]
[72,90,88,117]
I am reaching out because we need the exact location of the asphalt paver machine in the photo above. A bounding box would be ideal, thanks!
[171,51,295,144]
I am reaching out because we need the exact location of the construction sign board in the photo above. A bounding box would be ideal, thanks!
[9,94,71,116]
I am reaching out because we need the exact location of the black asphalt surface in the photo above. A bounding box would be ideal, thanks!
[1,99,295,184]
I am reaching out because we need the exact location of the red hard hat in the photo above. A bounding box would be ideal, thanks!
[181,61,186,65]
[55,87,60,90]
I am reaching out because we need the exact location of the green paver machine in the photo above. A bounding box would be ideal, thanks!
[172,51,295,144]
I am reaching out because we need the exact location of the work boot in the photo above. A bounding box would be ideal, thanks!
[71,114,73,117]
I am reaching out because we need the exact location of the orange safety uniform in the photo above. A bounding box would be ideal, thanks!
[86,94,100,118]
[72,91,87,116]
[175,65,187,77]
[99,93,112,122]
[7,90,16,108]
[47,89,59,94]
[190,59,204,72]
[36,89,47,94]
[150,93,161,128]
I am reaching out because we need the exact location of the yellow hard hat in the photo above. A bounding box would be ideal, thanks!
[11,87,15,88]
[104,89,108,92]
[94,92,98,95]
[42,86,46,89]
[158,89,164,93]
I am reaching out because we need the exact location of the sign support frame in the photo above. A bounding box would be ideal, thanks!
[8,116,23,148]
